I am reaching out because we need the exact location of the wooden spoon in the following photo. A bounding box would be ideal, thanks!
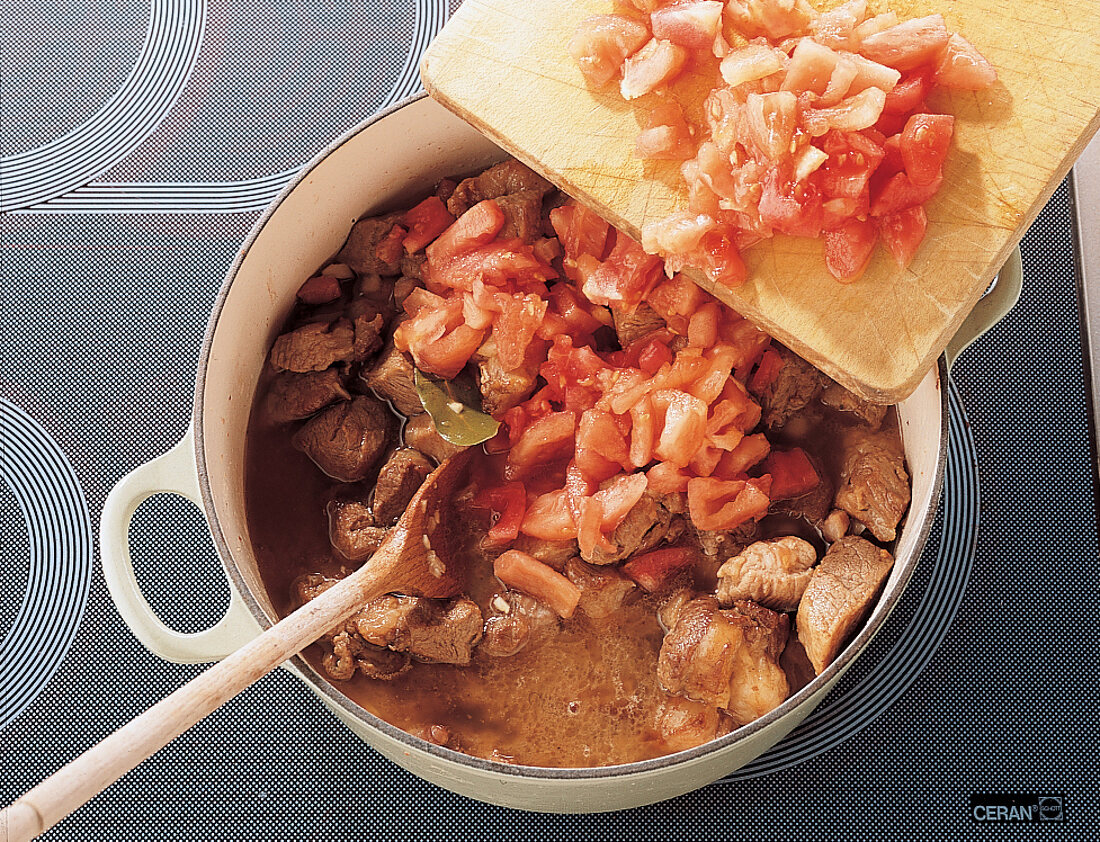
[0,450,473,842]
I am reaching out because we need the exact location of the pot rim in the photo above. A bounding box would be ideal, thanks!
[193,92,949,780]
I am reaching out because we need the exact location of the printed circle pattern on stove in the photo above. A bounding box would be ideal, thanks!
[0,399,93,728]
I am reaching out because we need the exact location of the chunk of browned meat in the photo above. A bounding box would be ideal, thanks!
[372,448,433,526]
[759,345,824,430]
[446,159,555,217]
[270,319,356,372]
[779,629,817,695]
[336,212,404,276]
[403,413,468,464]
[293,395,396,482]
[481,591,560,657]
[327,499,387,561]
[657,596,789,723]
[611,301,666,346]
[716,536,817,611]
[583,492,680,565]
[834,429,910,542]
[820,379,888,430]
[474,337,539,416]
[350,595,483,665]
[348,298,387,362]
[494,190,545,242]
[654,695,720,753]
[510,534,579,571]
[264,368,350,423]
[362,342,423,416]
[291,574,410,680]
[691,519,760,559]
[399,253,428,283]
[565,558,636,620]
[797,536,894,674]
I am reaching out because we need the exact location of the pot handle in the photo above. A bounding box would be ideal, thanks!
[99,430,258,663]
[945,246,1023,368]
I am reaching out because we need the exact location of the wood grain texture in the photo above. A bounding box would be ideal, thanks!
[421,0,1100,400]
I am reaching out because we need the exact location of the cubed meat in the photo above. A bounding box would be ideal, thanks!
[583,492,680,565]
[270,319,356,373]
[480,591,560,657]
[654,695,720,753]
[691,519,761,559]
[446,159,555,217]
[263,368,350,423]
[371,447,434,526]
[820,379,888,429]
[565,557,637,620]
[327,498,387,561]
[774,464,833,525]
[657,596,789,723]
[611,301,666,346]
[758,345,825,430]
[834,429,910,541]
[350,595,484,665]
[494,190,546,243]
[399,253,428,283]
[293,395,397,482]
[797,536,894,674]
[403,413,469,464]
[474,338,539,416]
[716,536,817,611]
[362,343,424,416]
[336,212,405,276]
[510,534,580,571]
[348,298,387,362]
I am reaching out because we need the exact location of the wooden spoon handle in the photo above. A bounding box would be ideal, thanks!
[0,547,396,842]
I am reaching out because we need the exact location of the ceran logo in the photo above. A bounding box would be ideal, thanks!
[970,794,1066,823]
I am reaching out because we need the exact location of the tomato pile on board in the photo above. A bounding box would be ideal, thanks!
[569,0,997,283]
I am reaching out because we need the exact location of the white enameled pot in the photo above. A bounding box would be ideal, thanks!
[100,93,1021,813]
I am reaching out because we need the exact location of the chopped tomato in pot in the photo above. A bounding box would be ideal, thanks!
[622,546,696,592]
[761,448,821,499]
[401,196,455,254]
[493,550,582,619]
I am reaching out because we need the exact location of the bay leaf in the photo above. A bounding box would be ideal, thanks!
[414,369,500,446]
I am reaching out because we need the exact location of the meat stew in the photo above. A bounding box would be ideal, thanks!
[245,159,912,767]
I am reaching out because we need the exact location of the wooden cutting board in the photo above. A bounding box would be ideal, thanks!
[421,0,1100,401]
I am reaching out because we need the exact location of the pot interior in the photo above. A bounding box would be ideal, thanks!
[195,94,944,758]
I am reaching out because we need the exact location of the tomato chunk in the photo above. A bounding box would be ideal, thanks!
[622,546,696,592]
[569,15,651,88]
[878,205,928,269]
[687,475,771,531]
[494,550,582,619]
[824,217,878,281]
[900,113,954,188]
[401,196,455,254]
[934,33,997,90]
[761,448,820,499]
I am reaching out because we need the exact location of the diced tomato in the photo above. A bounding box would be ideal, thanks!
[720,43,786,88]
[822,195,868,230]
[374,224,407,265]
[748,349,782,395]
[427,200,504,266]
[621,38,689,100]
[809,0,868,51]
[761,448,820,499]
[870,169,942,217]
[637,337,674,376]
[622,546,696,592]
[540,336,607,413]
[686,475,771,531]
[728,0,812,40]
[803,87,887,136]
[296,274,341,304]
[577,496,616,557]
[593,471,649,531]
[494,549,582,619]
[492,292,548,371]
[575,409,632,481]
[933,33,997,90]
[819,129,885,200]
[411,324,485,379]
[713,432,771,478]
[569,14,651,88]
[899,113,954,188]
[551,201,613,263]
[401,197,455,254]
[882,67,932,115]
[687,302,721,348]
[646,461,691,494]
[582,229,664,311]
[745,91,800,162]
[652,389,708,467]
[697,227,748,288]
[651,1,724,50]
[475,482,527,544]
[878,205,928,269]
[782,38,841,97]
[635,99,695,160]
[505,411,577,479]
[843,53,902,96]
[824,217,878,281]
[758,167,823,238]
[520,488,576,540]
[858,14,951,71]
